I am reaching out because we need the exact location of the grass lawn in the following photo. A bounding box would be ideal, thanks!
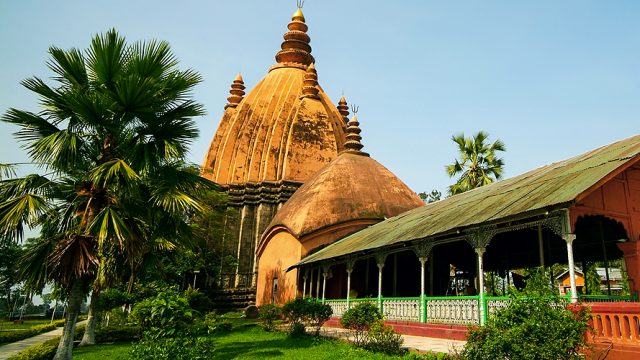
[74,343,132,360]
[72,324,419,359]
[0,319,53,331]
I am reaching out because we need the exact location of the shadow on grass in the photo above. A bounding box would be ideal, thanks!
[213,331,317,360]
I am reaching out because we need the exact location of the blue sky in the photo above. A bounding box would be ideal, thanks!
[1,0,639,196]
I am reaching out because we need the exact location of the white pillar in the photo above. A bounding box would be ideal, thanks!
[322,270,328,302]
[476,247,486,326]
[419,256,427,323]
[377,262,384,311]
[302,272,308,299]
[346,269,353,308]
[316,267,321,299]
[565,233,578,303]
[309,269,314,298]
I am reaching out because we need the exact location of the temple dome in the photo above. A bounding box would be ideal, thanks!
[202,9,346,185]
[263,149,425,240]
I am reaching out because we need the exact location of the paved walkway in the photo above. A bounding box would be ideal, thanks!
[0,321,87,360]
[319,326,466,355]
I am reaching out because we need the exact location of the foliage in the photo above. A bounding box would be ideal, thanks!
[306,300,333,335]
[340,301,382,347]
[364,320,404,355]
[258,303,281,331]
[129,336,216,360]
[583,263,603,295]
[446,131,505,195]
[515,267,559,297]
[184,287,213,314]
[418,190,442,203]
[130,289,194,339]
[98,288,134,311]
[281,298,332,336]
[289,321,307,337]
[94,325,141,343]
[461,295,589,360]
[202,311,232,334]
[0,241,22,311]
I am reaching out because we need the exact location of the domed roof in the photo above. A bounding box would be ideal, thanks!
[263,120,424,238]
[202,9,346,185]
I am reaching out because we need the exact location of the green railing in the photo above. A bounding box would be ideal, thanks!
[322,292,638,326]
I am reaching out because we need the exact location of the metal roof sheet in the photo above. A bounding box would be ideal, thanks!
[295,134,640,267]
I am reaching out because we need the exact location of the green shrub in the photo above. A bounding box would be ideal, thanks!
[184,287,213,314]
[364,320,404,355]
[130,289,194,339]
[340,301,381,347]
[202,311,232,334]
[289,321,307,338]
[281,298,308,325]
[306,300,332,335]
[129,336,215,360]
[461,295,589,360]
[258,304,281,331]
[95,325,141,342]
[98,288,134,311]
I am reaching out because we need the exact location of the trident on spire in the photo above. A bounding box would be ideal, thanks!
[297,0,304,9]
[350,104,359,114]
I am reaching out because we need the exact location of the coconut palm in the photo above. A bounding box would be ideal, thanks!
[0,29,213,359]
[446,131,506,195]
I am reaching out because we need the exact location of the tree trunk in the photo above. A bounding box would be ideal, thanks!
[79,289,99,347]
[53,279,84,360]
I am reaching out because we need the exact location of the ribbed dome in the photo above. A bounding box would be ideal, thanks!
[202,10,346,185]
[264,152,425,238]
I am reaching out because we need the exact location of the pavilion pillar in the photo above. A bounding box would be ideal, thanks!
[564,233,578,303]
[618,241,640,296]
[476,247,487,325]
[538,223,545,268]
[376,253,388,313]
[302,270,308,298]
[309,269,314,298]
[316,267,321,299]
[322,266,329,303]
[413,242,433,324]
[346,259,355,308]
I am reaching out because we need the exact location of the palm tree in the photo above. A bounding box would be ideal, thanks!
[0,30,213,359]
[446,131,506,195]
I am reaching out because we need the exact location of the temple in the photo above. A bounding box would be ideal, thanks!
[201,7,347,288]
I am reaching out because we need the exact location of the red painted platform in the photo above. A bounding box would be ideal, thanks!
[323,317,469,341]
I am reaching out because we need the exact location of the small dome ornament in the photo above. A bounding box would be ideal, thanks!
[301,63,320,99]
[225,73,245,109]
[343,106,369,156]
[337,95,349,124]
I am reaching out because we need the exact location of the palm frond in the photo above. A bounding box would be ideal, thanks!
[89,159,140,188]
[0,194,51,240]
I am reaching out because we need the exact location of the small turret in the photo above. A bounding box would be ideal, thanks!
[337,96,349,124]
[343,115,368,156]
[225,73,245,109]
[301,63,320,99]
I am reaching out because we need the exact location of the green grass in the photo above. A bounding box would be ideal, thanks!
[0,320,52,331]
[71,324,419,360]
[74,343,132,360]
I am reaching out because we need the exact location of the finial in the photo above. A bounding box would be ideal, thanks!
[337,95,349,124]
[343,111,368,156]
[274,6,314,67]
[301,63,320,99]
[225,73,245,109]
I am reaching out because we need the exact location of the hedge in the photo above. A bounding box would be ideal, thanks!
[7,324,85,360]
[0,320,66,345]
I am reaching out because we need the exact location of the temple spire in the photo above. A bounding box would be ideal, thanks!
[337,95,349,124]
[274,7,314,67]
[225,73,245,109]
[301,63,320,99]
[343,115,369,156]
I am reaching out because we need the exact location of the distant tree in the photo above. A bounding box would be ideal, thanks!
[418,189,442,203]
[584,263,603,295]
[0,240,22,311]
[446,131,505,195]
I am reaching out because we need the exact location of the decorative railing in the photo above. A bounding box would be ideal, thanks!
[321,293,637,326]
[588,302,640,346]
[382,298,421,322]
[425,296,479,325]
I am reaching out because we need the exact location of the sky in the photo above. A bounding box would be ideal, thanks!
[1,0,639,197]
